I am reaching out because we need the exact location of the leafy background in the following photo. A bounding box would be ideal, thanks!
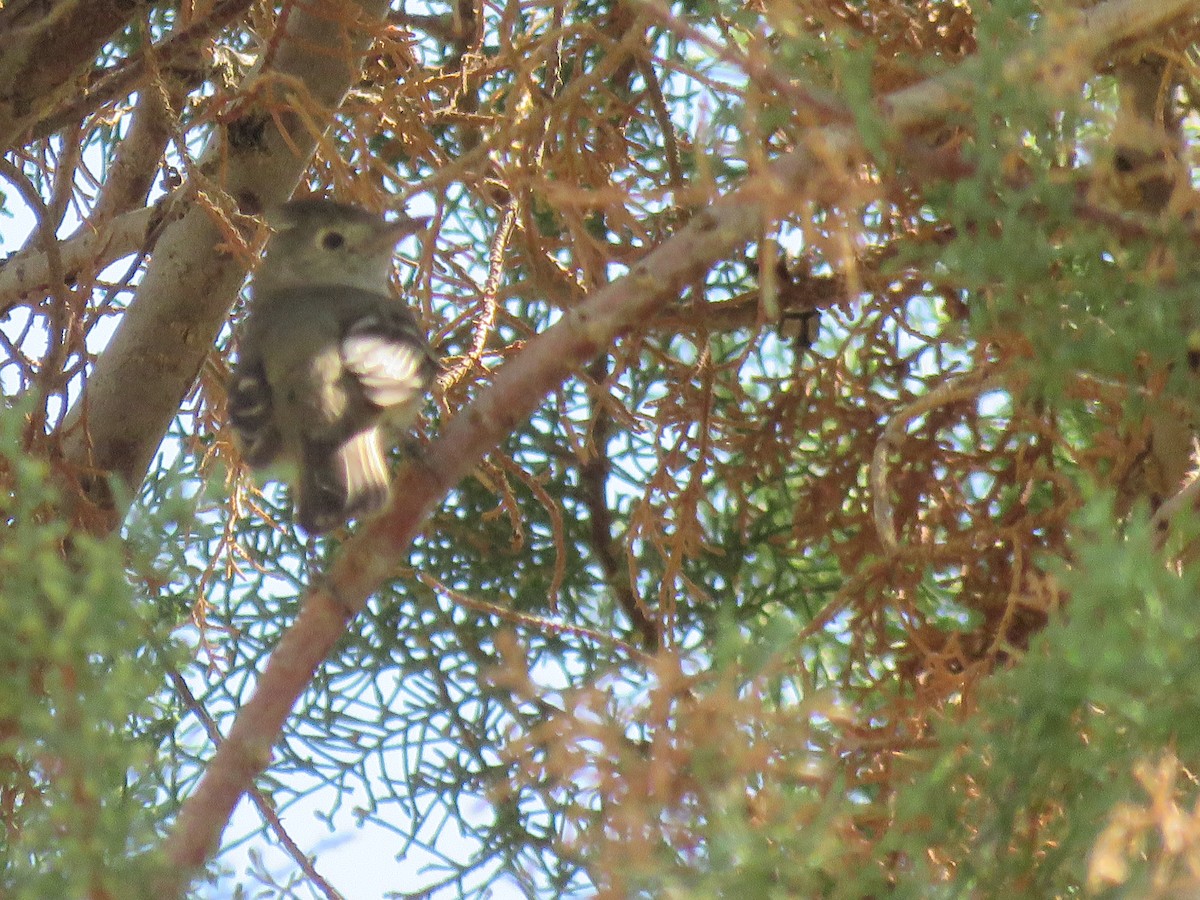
[2,0,1200,897]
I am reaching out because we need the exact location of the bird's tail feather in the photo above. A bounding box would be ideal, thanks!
[298,429,390,534]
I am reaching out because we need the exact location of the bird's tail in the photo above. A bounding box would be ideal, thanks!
[298,429,391,535]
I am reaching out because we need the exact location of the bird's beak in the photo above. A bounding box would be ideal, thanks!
[367,214,430,251]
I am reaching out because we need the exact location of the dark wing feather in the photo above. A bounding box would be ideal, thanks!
[228,358,283,466]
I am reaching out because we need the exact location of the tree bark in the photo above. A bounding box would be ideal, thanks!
[0,0,154,151]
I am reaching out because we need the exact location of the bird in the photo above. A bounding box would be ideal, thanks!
[228,197,435,534]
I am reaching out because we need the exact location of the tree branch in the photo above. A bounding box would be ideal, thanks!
[168,671,347,900]
[157,0,1200,888]
[0,199,179,316]
[580,357,660,648]
[0,0,152,151]
[23,0,254,145]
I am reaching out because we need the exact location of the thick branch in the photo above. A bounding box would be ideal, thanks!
[26,0,255,145]
[0,0,156,150]
[157,0,1200,888]
[88,72,184,226]
[1110,56,1196,511]
[59,0,395,523]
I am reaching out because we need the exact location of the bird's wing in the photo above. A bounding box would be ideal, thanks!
[228,355,284,466]
[340,306,435,410]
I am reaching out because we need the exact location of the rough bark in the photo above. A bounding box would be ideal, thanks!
[1111,56,1194,512]
[0,0,155,150]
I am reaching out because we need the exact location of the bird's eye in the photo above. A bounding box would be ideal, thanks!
[320,230,345,250]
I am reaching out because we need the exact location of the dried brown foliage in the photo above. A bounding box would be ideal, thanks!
[3,0,1200,896]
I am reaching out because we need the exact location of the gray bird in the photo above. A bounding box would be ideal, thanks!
[229,198,435,534]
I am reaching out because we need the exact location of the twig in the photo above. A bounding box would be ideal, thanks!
[439,199,515,390]
[638,57,685,193]
[871,371,1009,554]
[0,197,181,316]
[25,0,254,144]
[168,670,347,900]
[637,1,850,128]
[417,571,647,659]
[158,0,1200,888]
[580,357,660,648]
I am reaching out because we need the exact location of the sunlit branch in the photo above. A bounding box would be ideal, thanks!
[156,0,1200,890]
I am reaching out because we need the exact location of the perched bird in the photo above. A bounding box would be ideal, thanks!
[229,198,435,534]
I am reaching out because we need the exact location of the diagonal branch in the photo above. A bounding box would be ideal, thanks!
[24,0,254,145]
[157,0,1200,889]
[0,0,154,151]
[168,670,347,900]
[0,201,176,317]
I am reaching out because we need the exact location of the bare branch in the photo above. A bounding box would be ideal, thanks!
[88,59,189,226]
[581,357,660,648]
[24,0,254,145]
[157,0,1200,887]
[168,671,347,900]
[0,0,149,150]
[0,201,175,317]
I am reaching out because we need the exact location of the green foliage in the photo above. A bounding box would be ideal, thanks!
[871,494,1200,896]
[0,401,175,898]
[614,491,1200,899]
[4,0,1199,894]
